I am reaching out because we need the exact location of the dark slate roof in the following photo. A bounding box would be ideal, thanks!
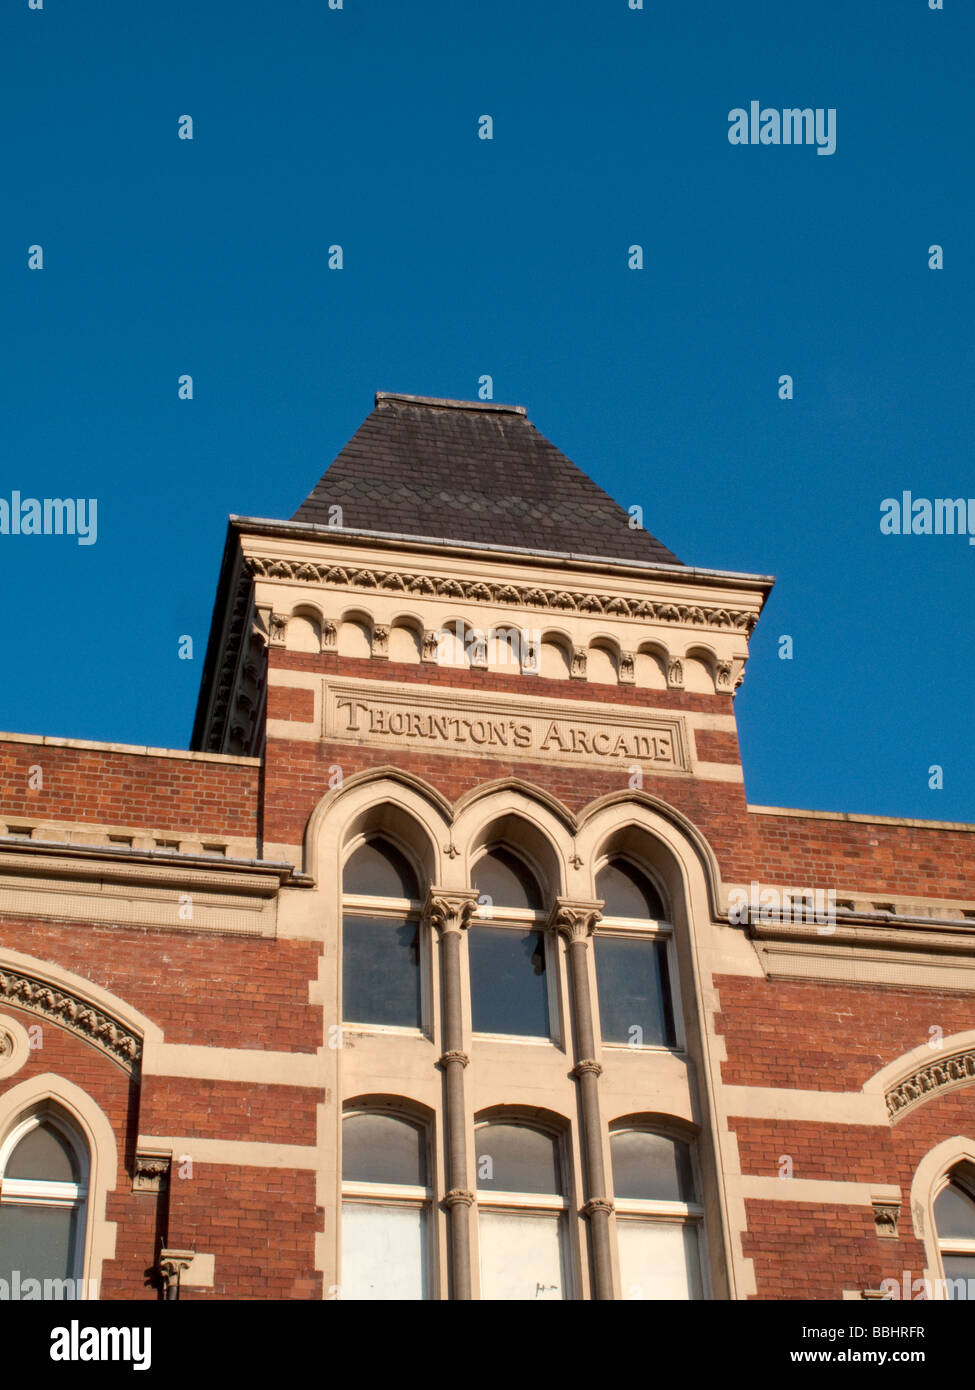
[291,394,682,565]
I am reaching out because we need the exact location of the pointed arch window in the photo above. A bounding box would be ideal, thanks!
[342,837,425,1031]
[934,1173,975,1298]
[470,849,552,1040]
[594,858,679,1050]
[475,1120,571,1299]
[341,1110,432,1300]
[0,1109,88,1294]
[611,1127,704,1300]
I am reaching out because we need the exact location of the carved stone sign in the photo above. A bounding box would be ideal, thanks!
[323,680,688,771]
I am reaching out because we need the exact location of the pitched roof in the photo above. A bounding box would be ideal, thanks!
[291,393,682,566]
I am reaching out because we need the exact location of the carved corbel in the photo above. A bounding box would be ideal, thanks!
[667,657,684,690]
[570,648,588,679]
[133,1149,172,1195]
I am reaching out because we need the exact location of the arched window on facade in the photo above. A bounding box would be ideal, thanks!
[341,1110,432,1300]
[593,857,679,1050]
[342,837,424,1031]
[475,1119,570,1300]
[0,1108,88,1294]
[611,1127,704,1299]
[469,848,551,1041]
[933,1171,975,1299]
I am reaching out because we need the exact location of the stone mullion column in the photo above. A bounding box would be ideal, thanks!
[549,897,614,1301]
[425,888,479,1301]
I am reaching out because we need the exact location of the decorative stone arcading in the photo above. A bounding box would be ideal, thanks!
[424,889,479,937]
[0,968,141,1073]
[244,554,761,634]
[547,898,603,944]
[886,1049,975,1119]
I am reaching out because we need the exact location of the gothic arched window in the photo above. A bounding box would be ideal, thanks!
[475,1119,570,1299]
[341,1110,432,1299]
[594,858,679,1050]
[470,849,551,1040]
[0,1109,88,1295]
[611,1127,704,1300]
[342,837,424,1030]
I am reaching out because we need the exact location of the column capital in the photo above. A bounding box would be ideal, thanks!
[439,1049,470,1069]
[582,1198,614,1219]
[571,1058,603,1080]
[424,888,480,935]
[547,897,603,943]
[157,1248,195,1298]
[444,1188,476,1209]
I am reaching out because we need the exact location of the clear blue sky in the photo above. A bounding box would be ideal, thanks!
[1,0,971,822]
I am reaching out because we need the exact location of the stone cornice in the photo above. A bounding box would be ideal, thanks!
[748,915,975,956]
[0,966,142,1073]
[244,553,762,634]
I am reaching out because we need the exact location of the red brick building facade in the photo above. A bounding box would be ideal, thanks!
[1,393,973,1301]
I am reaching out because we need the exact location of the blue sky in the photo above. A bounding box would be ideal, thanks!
[1,0,971,821]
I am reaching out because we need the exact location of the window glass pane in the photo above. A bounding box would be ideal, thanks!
[935,1182,975,1240]
[341,1202,427,1300]
[469,927,549,1038]
[342,915,421,1027]
[597,860,666,919]
[479,1210,565,1300]
[476,1123,561,1195]
[5,1123,79,1183]
[343,839,420,900]
[595,936,675,1046]
[617,1219,703,1300]
[0,1204,79,1287]
[342,1114,427,1186]
[941,1254,975,1299]
[611,1131,695,1202]
[473,848,542,910]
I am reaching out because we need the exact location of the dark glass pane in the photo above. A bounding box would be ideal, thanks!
[0,1204,78,1287]
[473,848,542,910]
[5,1123,80,1183]
[476,1122,561,1194]
[596,860,666,919]
[611,1131,695,1201]
[941,1254,975,1298]
[343,839,420,900]
[342,1113,427,1186]
[342,915,422,1027]
[935,1182,975,1239]
[595,936,675,1047]
[469,927,549,1038]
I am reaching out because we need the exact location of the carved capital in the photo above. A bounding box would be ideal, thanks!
[267,612,288,648]
[321,619,337,651]
[421,630,440,663]
[443,1188,475,1209]
[582,1197,614,1219]
[547,898,603,943]
[157,1248,195,1298]
[371,625,390,657]
[570,649,588,679]
[439,1049,470,1069]
[619,652,636,684]
[572,1059,603,1080]
[424,888,479,936]
[667,657,684,689]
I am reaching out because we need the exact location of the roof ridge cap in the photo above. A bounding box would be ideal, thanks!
[375,391,527,416]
